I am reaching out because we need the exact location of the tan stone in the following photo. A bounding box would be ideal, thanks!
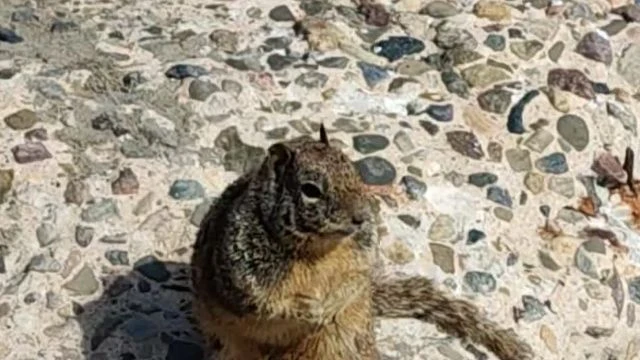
[473,0,511,21]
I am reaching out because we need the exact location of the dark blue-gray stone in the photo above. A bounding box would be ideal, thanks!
[165,64,208,79]
[592,82,610,94]
[426,104,454,122]
[441,69,469,98]
[372,36,426,62]
[466,229,486,245]
[0,27,23,43]
[352,134,390,154]
[535,152,569,174]
[400,175,427,200]
[357,62,389,88]
[134,256,170,283]
[468,172,498,187]
[169,180,205,200]
[487,186,512,208]
[354,156,396,185]
[507,90,540,134]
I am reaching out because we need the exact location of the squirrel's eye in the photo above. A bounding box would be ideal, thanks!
[300,182,323,199]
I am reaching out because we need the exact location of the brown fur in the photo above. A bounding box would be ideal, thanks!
[190,125,533,359]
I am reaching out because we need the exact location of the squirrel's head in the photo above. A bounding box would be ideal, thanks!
[257,124,374,252]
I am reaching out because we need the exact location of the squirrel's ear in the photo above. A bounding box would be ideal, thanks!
[319,123,329,145]
[267,143,294,176]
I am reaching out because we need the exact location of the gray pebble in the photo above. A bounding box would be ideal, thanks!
[464,271,497,293]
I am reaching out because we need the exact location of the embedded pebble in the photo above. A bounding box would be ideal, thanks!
[165,64,208,79]
[535,153,569,174]
[372,36,425,62]
[505,148,532,172]
[400,175,426,200]
[548,176,575,198]
[507,90,540,134]
[445,131,484,160]
[486,186,512,208]
[464,271,497,293]
[4,109,39,130]
[62,265,99,296]
[426,104,454,122]
[357,62,389,88]
[428,215,456,242]
[169,180,205,200]
[81,199,119,222]
[353,134,389,154]
[524,129,554,153]
[466,229,486,245]
[111,168,140,195]
[354,156,397,186]
[576,31,613,65]
[468,172,498,187]
[557,114,589,151]
[429,243,455,274]
[11,142,52,163]
[477,88,511,114]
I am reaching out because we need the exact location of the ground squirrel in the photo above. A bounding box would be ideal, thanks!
[191,125,533,359]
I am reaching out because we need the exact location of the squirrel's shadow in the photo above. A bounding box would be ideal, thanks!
[77,260,212,359]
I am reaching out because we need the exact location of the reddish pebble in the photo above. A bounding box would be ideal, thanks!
[111,167,140,195]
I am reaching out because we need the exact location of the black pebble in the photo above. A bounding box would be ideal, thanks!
[0,27,23,43]
[507,89,540,134]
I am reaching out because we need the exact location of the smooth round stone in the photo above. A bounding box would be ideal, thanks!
[268,5,295,21]
[557,114,589,151]
[352,134,390,154]
[510,40,544,60]
[547,41,565,62]
[354,156,397,185]
[420,1,459,17]
[169,180,205,200]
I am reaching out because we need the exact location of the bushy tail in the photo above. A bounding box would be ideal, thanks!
[372,276,533,360]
